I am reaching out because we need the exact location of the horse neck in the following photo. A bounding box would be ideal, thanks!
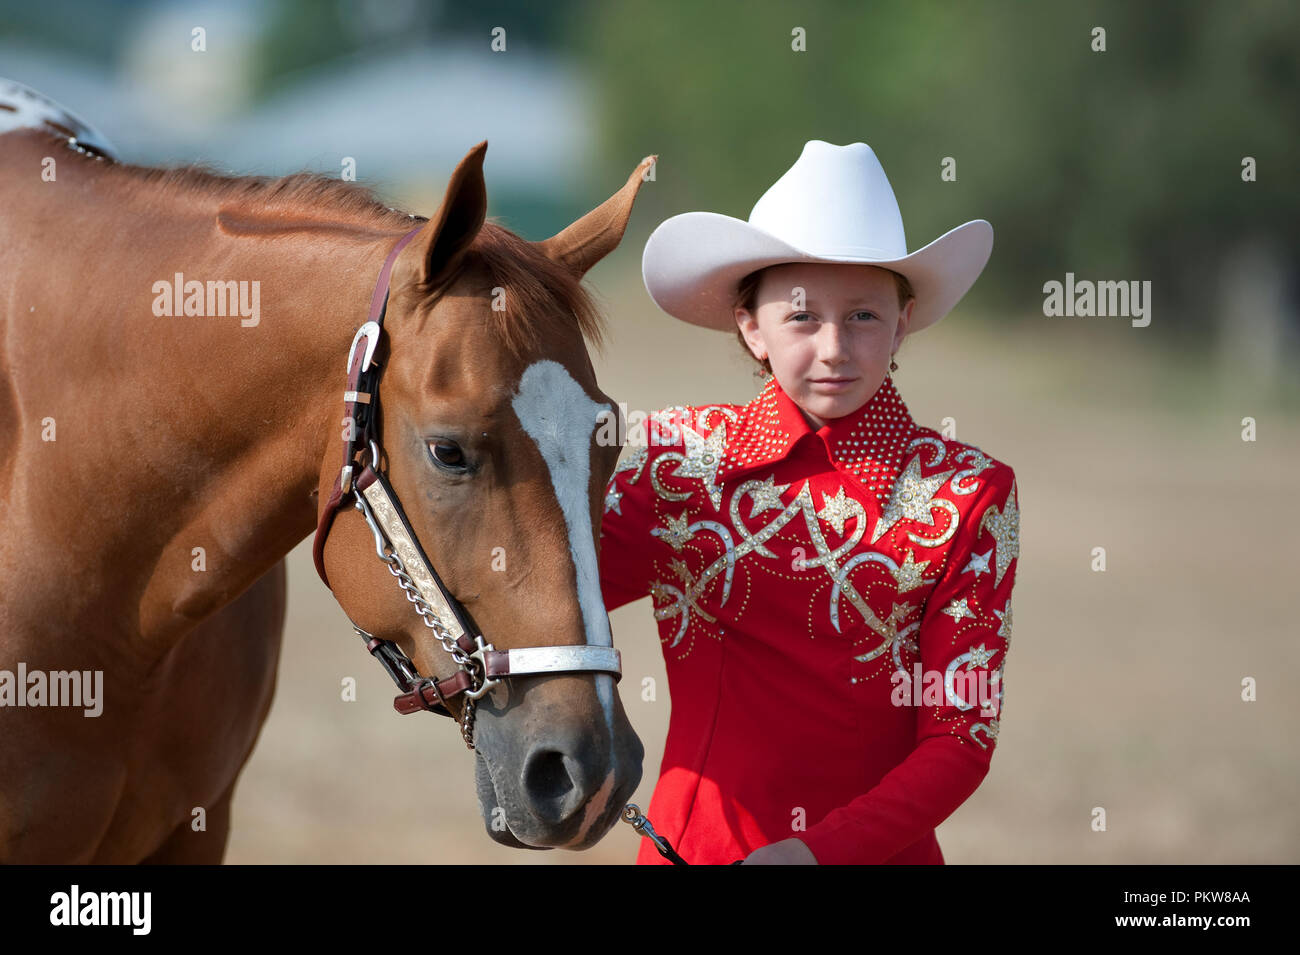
[6,155,417,654]
[132,213,417,645]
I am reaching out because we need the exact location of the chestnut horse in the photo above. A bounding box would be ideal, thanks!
[0,85,649,862]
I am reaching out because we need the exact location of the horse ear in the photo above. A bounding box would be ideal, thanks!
[537,154,657,278]
[413,140,489,289]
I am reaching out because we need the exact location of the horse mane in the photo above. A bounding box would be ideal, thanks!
[107,156,607,356]
[115,160,420,230]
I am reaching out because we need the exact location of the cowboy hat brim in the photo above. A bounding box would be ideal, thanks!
[642,212,993,333]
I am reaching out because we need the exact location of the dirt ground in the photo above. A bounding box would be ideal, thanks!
[224,261,1300,863]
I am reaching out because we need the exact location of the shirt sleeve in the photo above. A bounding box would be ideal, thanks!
[796,464,1020,865]
[598,406,691,612]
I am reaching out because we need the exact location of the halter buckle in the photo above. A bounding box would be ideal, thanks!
[411,676,451,714]
[464,635,504,701]
[348,320,382,373]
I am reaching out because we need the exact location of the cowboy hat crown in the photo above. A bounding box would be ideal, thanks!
[642,139,993,333]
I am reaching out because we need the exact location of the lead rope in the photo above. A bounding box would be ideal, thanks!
[621,804,745,865]
[621,805,689,865]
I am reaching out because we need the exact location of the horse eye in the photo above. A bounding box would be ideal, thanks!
[429,440,467,469]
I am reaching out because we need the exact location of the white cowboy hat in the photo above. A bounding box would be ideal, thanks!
[641,139,992,333]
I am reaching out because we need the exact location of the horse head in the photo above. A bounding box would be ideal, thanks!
[315,141,653,850]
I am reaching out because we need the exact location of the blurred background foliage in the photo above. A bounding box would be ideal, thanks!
[2,0,1296,363]
[574,0,1298,355]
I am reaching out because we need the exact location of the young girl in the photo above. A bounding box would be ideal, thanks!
[599,141,1019,865]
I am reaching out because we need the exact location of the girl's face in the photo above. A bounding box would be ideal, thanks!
[735,263,914,429]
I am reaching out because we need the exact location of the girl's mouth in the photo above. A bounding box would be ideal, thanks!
[808,377,858,391]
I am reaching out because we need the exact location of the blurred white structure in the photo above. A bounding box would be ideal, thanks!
[0,2,594,199]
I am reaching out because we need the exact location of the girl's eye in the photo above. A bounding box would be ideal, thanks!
[429,440,467,470]
[790,312,813,322]
[853,311,878,321]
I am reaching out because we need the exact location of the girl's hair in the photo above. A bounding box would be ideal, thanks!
[732,266,916,378]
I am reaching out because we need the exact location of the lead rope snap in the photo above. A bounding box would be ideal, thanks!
[621,804,745,865]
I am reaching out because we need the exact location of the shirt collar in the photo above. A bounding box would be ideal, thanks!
[716,373,919,504]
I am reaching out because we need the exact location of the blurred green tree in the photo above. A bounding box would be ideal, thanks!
[569,0,1299,353]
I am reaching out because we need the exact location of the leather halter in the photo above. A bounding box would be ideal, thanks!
[311,226,622,747]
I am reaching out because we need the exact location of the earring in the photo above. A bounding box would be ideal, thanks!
[890,357,899,372]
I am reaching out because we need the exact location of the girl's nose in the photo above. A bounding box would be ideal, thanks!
[816,321,850,362]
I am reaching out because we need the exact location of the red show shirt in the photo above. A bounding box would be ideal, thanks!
[598,374,1020,865]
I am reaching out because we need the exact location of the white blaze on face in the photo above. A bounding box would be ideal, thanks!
[511,360,617,749]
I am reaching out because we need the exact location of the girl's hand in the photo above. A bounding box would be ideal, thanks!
[740,837,819,864]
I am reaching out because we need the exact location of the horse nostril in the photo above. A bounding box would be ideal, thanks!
[522,748,576,805]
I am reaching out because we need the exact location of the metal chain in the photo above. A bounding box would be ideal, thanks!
[381,552,480,749]
[356,496,484,750]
